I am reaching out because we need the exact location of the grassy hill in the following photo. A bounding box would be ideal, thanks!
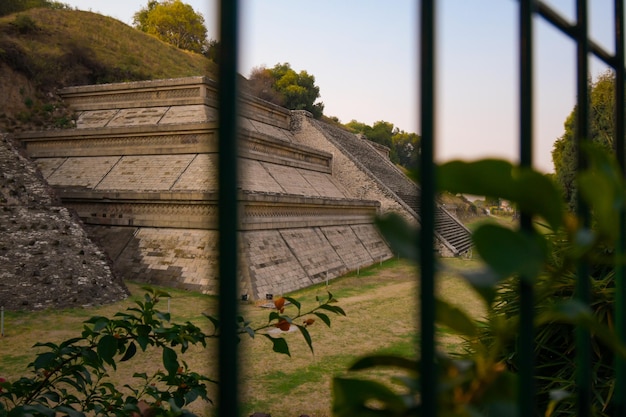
[0,8,218,132]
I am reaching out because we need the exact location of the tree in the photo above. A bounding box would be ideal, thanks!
[202,39,220,63]
[552,71,615,210]
[248,63,324,118]
[247,66,285,106]
[346,119,421,169]
[133,0,208,54]
[346,120,395,149]
[391,131,420,169]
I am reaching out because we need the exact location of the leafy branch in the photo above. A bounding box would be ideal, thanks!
[205,292,346,357]
[334,146,626,416]
[0,287,345,417]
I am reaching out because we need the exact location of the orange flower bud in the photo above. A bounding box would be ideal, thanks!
[274,297,285,310]
[275,319,291,331]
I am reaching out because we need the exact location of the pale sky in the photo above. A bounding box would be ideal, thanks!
[59,1,618,173]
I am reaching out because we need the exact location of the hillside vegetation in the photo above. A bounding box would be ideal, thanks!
[0,8,217,132]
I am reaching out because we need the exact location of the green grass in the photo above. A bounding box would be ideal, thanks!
[0,8,216,85]
[0,258,484,417]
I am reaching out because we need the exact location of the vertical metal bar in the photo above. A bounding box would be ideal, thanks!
[217,1,240,416]
[614,2,626,416]
[419,1,437,416]
[519,1,536,416]
[575,1,591,416]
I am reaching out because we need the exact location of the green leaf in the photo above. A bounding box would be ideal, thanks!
[318,304,347,316]
[136,324,152,351]
[202,313,220,331]
[314,312,331,327]
[457,268,501,305]
[333,377,407,417]
[163,346,179,376]
[262,334,290,357]
[153,289,172,298]
[437,159,515,198]
[21,404,56,417]
[42,391,60,403]
[120,341,137,362]
[438,159,563,230]
[268,311,281,323]
[156,311,171,322]
[349,354,417,372]
[296,325,314,354]
[84,316,109,330]
[374,213,419,263]
[58,337,84,348]
[97,335,118,369]
[473,224,547,281]
[578,169,622,240]
[284,296,301,313]
[33,352,58,370]
[80,349,101,368]
[243,326,255,338]
[435,298,478,337]
[33,341,58,350]
[513,169,564,231]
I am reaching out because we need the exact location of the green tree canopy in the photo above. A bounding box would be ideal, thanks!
[552,71,615,210]
[248,63,324,118]
[133,0,208,54]
[345,119,421,169]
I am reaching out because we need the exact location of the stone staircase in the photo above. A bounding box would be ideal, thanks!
[312,121,473,256]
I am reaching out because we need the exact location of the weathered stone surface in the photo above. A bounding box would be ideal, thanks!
[95,155,195,191]
[321,225,374,270]
[107,107,170,127]
[14,77,398,300]
[0,135,128,311]
[47,156,120,188]
[292,111,472,257]
[280,228,347,284]
[76,109,120,129]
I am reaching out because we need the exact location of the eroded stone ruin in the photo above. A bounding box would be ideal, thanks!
[13,76,471,302]
[0,134,128,310]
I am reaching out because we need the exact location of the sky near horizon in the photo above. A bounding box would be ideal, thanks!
[59,1,618,173]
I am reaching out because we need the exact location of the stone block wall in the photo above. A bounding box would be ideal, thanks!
[15,77,394,300]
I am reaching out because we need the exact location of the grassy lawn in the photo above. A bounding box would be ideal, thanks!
[0,257,485,417]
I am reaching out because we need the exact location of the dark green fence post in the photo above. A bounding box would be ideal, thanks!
[518,1,536,415]
[217,1,240,416]
[419,1,437,416]
[614,1,626,416]
[574,1,591,416]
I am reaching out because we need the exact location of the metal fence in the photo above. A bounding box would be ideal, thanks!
[215,1,626,416]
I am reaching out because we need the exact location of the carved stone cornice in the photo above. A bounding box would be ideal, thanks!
[58,76,292,130]
[60,191,379,230]
[240,130,332,173]
[66,200,218,229]
[17,124,218,158]
[59,77,213,110]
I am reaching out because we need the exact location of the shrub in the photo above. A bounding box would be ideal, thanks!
[10,15,38,34]
[0,288,345,416]
[333,146,626,416]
